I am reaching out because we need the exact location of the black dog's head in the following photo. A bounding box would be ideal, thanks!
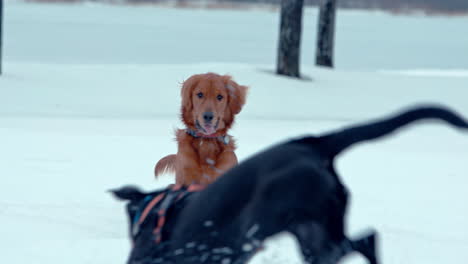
[111,186,148,241]
[111,186,178,263]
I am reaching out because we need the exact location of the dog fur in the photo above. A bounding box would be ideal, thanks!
[155,73,248,186]
[114,106,468,264]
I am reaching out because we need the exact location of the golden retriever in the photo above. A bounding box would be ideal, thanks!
[155,73,248,186]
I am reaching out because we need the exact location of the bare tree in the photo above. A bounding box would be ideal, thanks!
[277,0,304,78]
[316,0,337,68]
[1,0,3,75]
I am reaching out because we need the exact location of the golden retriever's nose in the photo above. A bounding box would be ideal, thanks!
[203,112,214,123]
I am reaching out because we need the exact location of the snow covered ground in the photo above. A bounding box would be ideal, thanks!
[1,1,468,263]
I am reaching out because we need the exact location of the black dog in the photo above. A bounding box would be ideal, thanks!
[112,106,468,264]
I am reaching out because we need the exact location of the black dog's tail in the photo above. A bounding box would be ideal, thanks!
[319,106,468,159]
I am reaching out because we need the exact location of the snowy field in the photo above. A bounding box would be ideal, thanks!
[1,1,468,263]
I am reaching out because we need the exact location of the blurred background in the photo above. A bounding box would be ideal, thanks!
[0,1,467,264]
[22,0,468,15]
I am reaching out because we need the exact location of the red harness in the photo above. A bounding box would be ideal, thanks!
[134,184,206,244]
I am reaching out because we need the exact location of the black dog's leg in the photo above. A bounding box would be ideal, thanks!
[297,231,378,264]
[288,190,378,264]
[288,221,330,262]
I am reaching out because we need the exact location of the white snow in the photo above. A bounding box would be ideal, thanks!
[1,1,468,264]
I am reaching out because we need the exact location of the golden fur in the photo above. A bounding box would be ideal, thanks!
[155,73,248,185]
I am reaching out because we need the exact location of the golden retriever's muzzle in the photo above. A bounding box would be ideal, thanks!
[196,112,220,135]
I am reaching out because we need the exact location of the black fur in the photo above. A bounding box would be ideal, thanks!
[112,106,468,264]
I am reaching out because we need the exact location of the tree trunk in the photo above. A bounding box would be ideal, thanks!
[277,0,304,78]
[316,0,337,68]
[0,0,3,75]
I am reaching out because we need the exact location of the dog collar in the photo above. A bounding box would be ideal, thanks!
[186,129,230,145]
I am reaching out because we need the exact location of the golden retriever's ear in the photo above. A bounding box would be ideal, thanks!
[180,75,201,124]
[224,76,248,115]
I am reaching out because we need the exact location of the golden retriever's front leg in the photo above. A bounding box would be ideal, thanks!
[175,135,206,186]
[198,151,237,184]
[175,130,206,186]
[176,153,203,186]
[212,150,238,177]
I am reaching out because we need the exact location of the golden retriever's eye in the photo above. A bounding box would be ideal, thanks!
[217,95,223,101]
[197,92,204,99]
